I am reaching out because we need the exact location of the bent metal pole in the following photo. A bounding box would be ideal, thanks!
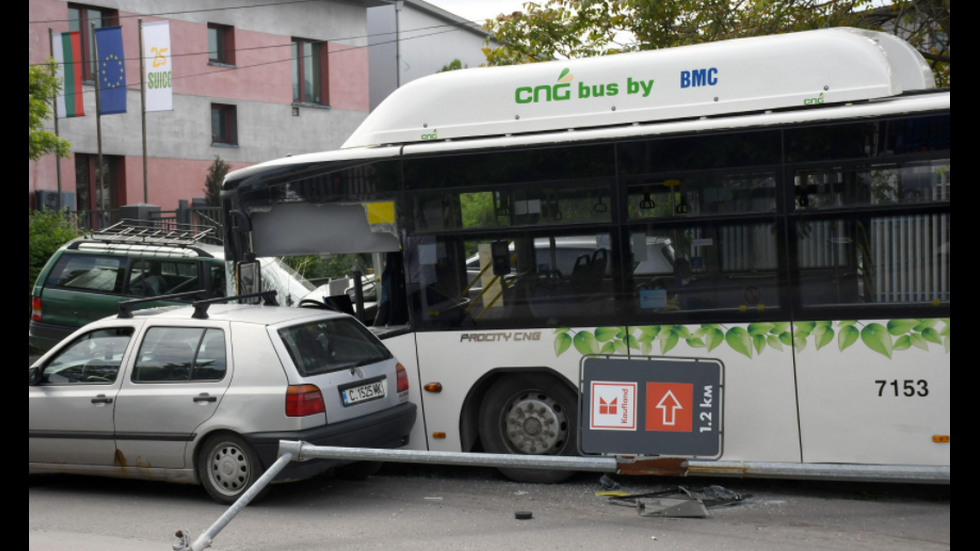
[180,442,619,550]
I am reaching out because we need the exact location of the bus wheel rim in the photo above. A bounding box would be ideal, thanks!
[500,391,569,456]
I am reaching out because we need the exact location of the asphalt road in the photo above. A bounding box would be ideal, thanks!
[29,464,950,551]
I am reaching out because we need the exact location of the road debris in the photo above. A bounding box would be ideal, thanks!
[600,484,750,519]
[515,512,534,521]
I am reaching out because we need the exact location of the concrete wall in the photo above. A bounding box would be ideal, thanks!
[368,2,494,111]
[29,0,372,210]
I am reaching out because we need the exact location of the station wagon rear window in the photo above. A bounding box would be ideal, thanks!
[45,254,126,293]
[279,319,393,377]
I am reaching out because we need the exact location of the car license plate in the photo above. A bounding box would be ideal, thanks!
[342,380,387,406]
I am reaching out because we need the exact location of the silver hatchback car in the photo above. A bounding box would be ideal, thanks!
[28,302,417,504]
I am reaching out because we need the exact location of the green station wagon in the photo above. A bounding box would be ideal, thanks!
[29,238,230,351]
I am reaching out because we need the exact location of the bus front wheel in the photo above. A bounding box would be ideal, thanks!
[478,374,578,484]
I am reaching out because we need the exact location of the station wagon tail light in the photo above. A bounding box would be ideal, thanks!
[286,385,326,418]
[31,297,42,323]
[396,364,410,394]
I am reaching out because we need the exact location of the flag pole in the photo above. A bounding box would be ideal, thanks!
[139,19,148,204]
[48,28,63,211]
[92,23,106,226]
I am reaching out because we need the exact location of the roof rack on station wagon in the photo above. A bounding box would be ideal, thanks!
[89,219,217,248]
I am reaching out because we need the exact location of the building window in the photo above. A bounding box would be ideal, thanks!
[211,104,238,146]
[68,3,119,82]
[292,38,329,105]
[208,23,236,66]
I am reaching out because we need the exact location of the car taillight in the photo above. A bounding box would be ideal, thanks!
[286,385,326,418]
[31,297,42,323]
[396,363,410,393]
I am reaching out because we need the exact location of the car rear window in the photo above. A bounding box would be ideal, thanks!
[279,319,393,377]
[45,254,126,294]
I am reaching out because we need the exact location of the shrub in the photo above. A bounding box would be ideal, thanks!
[29,210,79,296]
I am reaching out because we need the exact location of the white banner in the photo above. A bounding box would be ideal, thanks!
[142,21,173,112]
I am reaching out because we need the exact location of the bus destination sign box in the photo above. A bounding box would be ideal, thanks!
[579,356,724,459]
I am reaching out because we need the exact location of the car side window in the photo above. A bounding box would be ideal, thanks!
[129,260,202,298]
[42,328,135,385]
[133,327,227,383]
[45,254,126,294]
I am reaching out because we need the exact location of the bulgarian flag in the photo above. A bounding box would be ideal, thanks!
[52,31,85,118]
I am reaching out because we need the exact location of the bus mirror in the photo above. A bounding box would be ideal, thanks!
[491,241,511,277]
[29,367,42,387]
[236,261,263,304]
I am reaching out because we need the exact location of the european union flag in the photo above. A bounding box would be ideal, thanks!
[95,26,127,115]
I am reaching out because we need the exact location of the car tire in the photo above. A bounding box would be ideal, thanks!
[334,461,385,481]
[478,374,579,484]
[197,433,270,506]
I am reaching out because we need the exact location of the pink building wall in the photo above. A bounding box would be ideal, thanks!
[29,0,370,212]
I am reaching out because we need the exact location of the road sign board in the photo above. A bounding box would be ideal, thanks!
[579,356,724,459]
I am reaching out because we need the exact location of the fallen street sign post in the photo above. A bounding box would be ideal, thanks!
[579,356,725,460]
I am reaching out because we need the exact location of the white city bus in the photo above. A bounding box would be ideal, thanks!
[221,29,950,484]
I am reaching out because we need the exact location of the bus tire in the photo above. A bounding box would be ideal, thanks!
[478,374,578,484]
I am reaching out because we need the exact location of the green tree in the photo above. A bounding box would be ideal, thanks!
[204,156,233,207]
[29,61,71,161]
[439,59,468,73]
[484,1,949,87]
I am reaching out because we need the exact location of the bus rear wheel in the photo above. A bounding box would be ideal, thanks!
[478,374,579,484]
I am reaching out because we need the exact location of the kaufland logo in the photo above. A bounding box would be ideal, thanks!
[591,382,637,431]
[515,69,655,104]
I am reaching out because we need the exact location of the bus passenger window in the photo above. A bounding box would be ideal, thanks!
[627,224,780,315]
[795,214,950,308]
[406,232,618,329]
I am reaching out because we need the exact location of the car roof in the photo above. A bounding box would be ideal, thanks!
[129,304,349,326]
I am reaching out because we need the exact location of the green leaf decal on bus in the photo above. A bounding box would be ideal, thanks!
[661,331,679,355]
[626,335,640,350]
[768,335,784,352]
[909,333,929,351]
[555,333,572,357]
[893,335,912,352]
[726,327,753,359]
[814,326,835,351]
[594,327,620,343]
[558,68,571,82]
[862,324,893,359]
[553,320,949,358]
[887,320,919,336]
[574,331,600,355]
[779,332,794,348]
[614,340,630,355]
[914,320,939,333]
[921,327,943,345]
[839,326,859,352]
[706,329,725,352]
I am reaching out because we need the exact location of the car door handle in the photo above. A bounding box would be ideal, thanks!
[193,394,217,404]
[91,395,113,405]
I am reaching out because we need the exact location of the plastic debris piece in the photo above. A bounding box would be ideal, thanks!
[637,498,709,519]
[600,475,624,492]
[597,492,631,498]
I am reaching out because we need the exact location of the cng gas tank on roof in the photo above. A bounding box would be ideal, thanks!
[343,28,935,149]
